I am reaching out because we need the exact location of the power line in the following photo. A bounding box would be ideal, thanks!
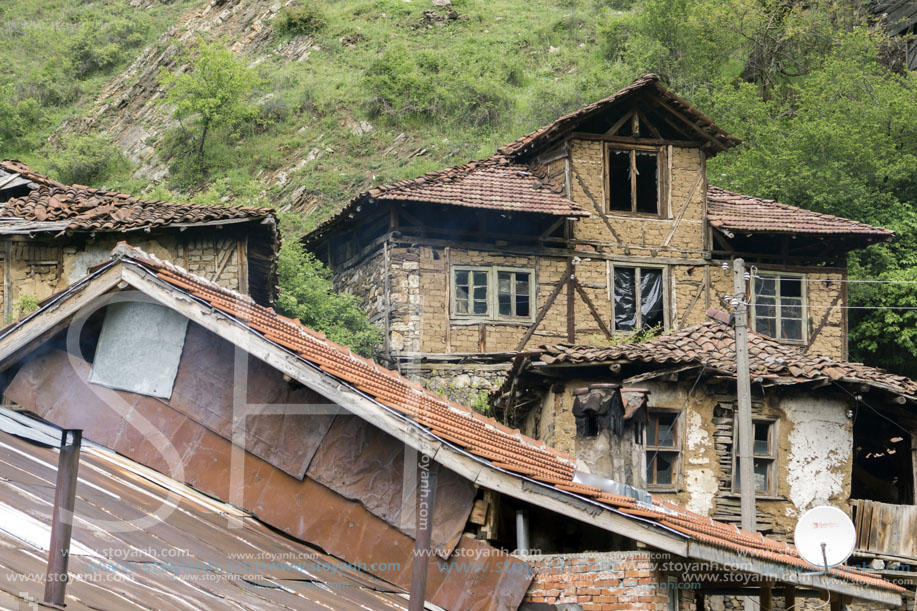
[750,274,917,285]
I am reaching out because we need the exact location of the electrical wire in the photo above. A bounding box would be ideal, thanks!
[830,381,912,436]
[751,274,917,285]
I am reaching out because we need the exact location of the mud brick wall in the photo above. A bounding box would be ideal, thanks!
[0,230,248,324]
[569,140,707,257]
[520,552,697,611]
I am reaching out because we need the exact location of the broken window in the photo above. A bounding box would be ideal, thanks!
[646,410,680,488]
[733,420,776,495]
[607,146,662,215]
[611,265,666,332]
[451,266,534,321]
[752,273,805,342]
[497,270,530,318]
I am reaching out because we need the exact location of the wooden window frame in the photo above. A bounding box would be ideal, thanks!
[646,408,682,491]
[450,265,536,323]
[608,262,670,333]
[731,417,778,497]
[604,142,668,218]
[750,271,807,344]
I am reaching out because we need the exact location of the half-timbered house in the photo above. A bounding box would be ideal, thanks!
[303,74,893,401]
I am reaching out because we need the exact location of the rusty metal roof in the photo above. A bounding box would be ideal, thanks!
[0,407,418,611]
[531,321,917,398]
[707,186,894,239]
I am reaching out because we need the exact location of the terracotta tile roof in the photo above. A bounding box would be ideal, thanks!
[0,162,274,233]
[707,186,894,239]
[100,244,902,594]
[364,155,586,217]
[499,74,741,159]
[0,159,62,190]
[534,321,917,398]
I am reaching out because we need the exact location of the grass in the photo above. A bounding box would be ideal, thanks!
[5,0,643,236]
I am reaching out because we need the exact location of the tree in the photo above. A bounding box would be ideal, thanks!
[159,39,259,173]
[275,240,382,357]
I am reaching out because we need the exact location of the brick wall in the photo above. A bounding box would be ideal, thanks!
[520,552,696,611]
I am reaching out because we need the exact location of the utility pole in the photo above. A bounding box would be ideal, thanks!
[733,258,756,534]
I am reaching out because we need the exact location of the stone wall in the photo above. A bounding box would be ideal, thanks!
[520,552,697,610]
[0,230,247,324]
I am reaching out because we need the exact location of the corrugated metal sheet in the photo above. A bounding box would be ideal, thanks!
[0,409,417,610]
[6,349,532,610]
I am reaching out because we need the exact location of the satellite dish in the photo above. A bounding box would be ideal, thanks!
[794,505,856,568]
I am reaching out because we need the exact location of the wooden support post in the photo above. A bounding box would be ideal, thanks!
[784,584,796,610]
[759,584,773,611]
[566,265,575,343]
[44,429,82,606]
[733,258,756,534]
[383,241,392,364]
[912,433,917,505]
[409,453,440,611]
[3,240,11,324]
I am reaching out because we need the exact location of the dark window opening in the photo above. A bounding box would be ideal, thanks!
[635,152,658,213]
[609,150,632,211]
[852,411,914,504]
[613,266,665,331]
[582,414,598,438]
[607,148,659,215]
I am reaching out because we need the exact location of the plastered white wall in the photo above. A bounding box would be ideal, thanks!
[785,395,851,512]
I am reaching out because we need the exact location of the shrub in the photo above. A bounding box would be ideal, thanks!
[275,1,327,37]
[275,240,382,357]
[45,133,127,186]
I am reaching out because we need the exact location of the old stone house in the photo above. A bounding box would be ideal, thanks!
[495,321,917,581]
[302,74,893,400]
[0,244,903,610]
[0,159,278,315]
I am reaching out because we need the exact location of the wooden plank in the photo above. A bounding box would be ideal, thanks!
[444,247,451,353]
[679,279,707,328]
[573,279,612,340]
[652,97,728,151]
[573,132,697,148]
[566,270,575,342]
[515,263,572,351]
[603,110,634,137]
[662,168,704,247]
[637,110,662,140]
[3,240,11,324]
[804,289,843,353]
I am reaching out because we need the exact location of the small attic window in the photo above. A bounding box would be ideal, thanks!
[607,146,662,216]
[89,302,189,399]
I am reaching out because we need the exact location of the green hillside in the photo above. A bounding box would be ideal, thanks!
[1,0,917,372]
